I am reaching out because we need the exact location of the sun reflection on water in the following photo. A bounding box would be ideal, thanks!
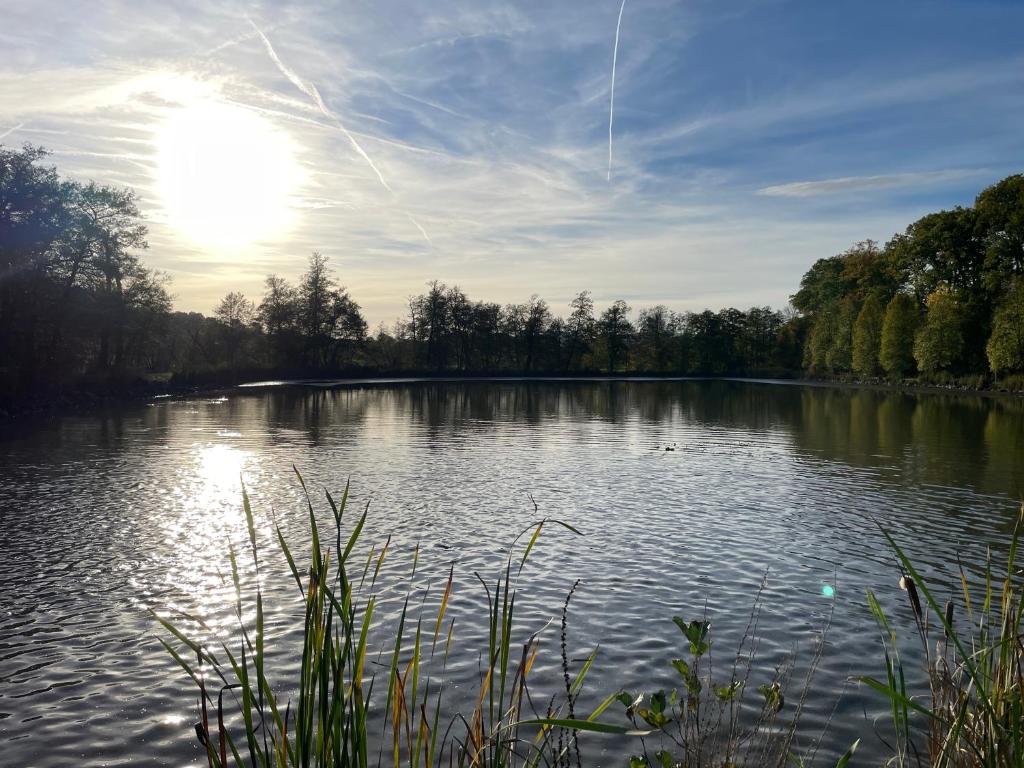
[131,441,266,647]
[191,442,247,499]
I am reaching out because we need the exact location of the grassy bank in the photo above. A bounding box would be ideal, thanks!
[152,478,1020,766]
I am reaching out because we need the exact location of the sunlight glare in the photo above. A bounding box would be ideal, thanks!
[157,100,300,248]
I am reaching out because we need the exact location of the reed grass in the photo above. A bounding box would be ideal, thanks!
[862,505,1024,768]
[153,470,625,768]
[155,473,1021,767]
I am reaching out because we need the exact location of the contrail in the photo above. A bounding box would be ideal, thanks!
[607,0,627,181]
[0,123,24,142]
[203,29,259,57]
[407,214,433,246]
[248,18,392,192]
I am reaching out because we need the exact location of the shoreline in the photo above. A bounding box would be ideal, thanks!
[233,371,1024,402]
[5,370,1021,425]
[0,379,236,425]
[733,375,1024,400]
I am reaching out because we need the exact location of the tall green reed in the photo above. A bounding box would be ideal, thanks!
[153,470,624,768]
[862,505,1024,767]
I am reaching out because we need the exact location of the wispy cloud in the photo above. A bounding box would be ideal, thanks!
[1,0,1021,323]
[247,17,392,192]
[639,55,1024,162]
[757,169,992,198]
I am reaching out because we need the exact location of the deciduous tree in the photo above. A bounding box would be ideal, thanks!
[598,299,633,372]
[852,294,884,377]
[880,294,919,379]
[913,288,964,375]
[986,280,1024,375]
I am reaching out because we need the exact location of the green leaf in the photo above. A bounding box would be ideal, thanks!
[672,617,711,656]
[758,682,784,712]
[650,689,667,715]
[715,680,742,701]
[638,707,671,729]
[834,738,860,768]
[586,691,623,722]
[519,717,651,736]
[520,522,543,572]
[859,676,936,721]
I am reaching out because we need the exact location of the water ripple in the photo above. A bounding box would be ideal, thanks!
[0,381,1021,767]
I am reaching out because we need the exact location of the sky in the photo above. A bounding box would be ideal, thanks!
[1,0,1022,325]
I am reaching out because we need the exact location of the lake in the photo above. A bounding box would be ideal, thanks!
[1,379,1021,767]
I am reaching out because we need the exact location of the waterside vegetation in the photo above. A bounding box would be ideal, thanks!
[155,477,1023,767]
[861,511,1024,768]
[3,144,1024,408]
[155,475,620,768]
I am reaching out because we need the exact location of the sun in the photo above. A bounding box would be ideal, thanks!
[156,100,301,248]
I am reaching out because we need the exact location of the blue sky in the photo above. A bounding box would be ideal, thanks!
[1,0,1022,323]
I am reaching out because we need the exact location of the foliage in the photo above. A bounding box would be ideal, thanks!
[599,299,633,372]
[792,176,1024,384]
[824,298,856,373]
[214,292,256,377]
[806,312,834,373]
[887,209,984,300]
[633,305,674,372]
[913,289,965,375]
[564,290,596,371]
[852,294,885,377]
[986,280,1024,375]
[297,252,367,369]
[880,295,919,379]
[256,275,302,367]
[362,288,797,377]
[0,145,170,396]
[792,255,848,316]
[862,506,1024,767]
[5,146,1024,394]
[181,255,367,377]
[974,175,1024,294]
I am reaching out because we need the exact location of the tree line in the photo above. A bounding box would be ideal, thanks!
[166,271,801,382]
[1,146,171,398]
[2,143,1023,401]
[348,283,800,376]
[793,173,1024,385]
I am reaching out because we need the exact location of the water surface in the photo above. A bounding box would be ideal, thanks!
[1,380,1021,766]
